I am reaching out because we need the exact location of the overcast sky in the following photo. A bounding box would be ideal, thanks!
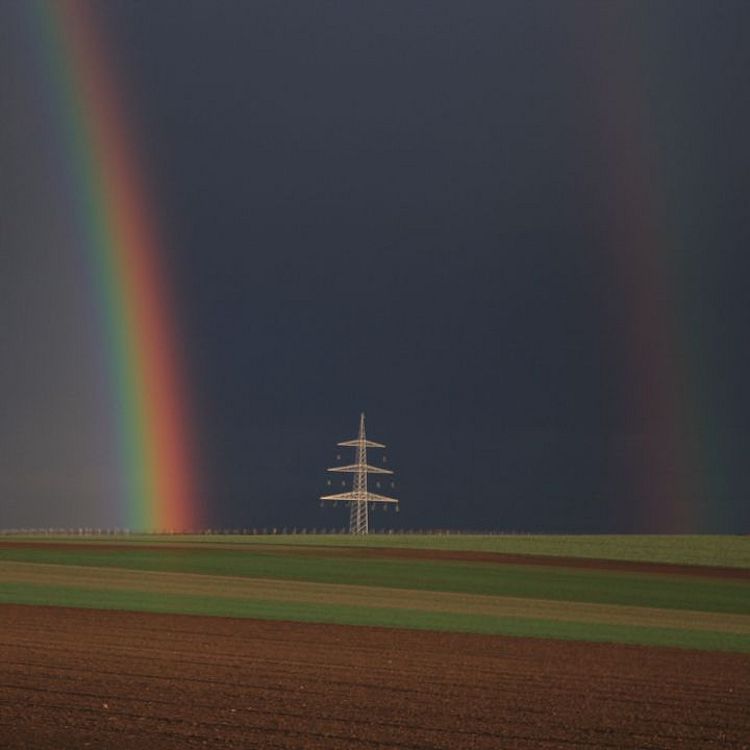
[1,0,749,532]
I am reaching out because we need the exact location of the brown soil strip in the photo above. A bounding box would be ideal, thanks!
[1,604,749,749]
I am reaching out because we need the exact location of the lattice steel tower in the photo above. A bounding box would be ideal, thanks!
[320,413,398,535]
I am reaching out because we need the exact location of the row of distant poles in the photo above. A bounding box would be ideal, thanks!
[320,413,399,535]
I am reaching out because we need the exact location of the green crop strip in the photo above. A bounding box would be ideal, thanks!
[1,544,748,614]
[1,582,748,653]
[3,537,748,652]
[7,534,749,567]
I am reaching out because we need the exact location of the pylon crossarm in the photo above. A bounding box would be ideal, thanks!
[327,464,393,475]
[320,492,397,504]
[337,439,386,448]
[362,492,398,504]
[320,492,359,501]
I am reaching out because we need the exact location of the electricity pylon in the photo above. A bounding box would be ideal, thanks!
[320,413,398,535]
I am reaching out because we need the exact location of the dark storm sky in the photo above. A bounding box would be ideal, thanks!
[1,0,749,532]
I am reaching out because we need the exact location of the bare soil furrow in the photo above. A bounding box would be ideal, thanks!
[1,605,748,749]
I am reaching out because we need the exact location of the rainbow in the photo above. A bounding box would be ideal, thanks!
[584,6,716,532]
[32,0,198,531]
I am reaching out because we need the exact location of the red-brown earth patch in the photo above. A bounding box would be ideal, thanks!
[1,604,748,749]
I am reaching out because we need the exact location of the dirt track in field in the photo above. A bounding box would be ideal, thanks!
[1,605,748,749]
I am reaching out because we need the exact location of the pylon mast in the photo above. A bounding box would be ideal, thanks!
[320,413,398,535]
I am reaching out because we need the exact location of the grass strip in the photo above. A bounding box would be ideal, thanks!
[5,534,748,568]
[5,562,748,635]
[2,546,748,614]
[2,582,748,653]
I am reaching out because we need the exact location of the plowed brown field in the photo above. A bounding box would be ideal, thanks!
[1,605,748,749]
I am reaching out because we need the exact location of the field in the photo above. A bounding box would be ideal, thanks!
[1,534,749,748]
[7,532,749,566]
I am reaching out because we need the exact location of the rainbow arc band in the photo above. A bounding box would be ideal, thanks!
[36,0,197,531]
